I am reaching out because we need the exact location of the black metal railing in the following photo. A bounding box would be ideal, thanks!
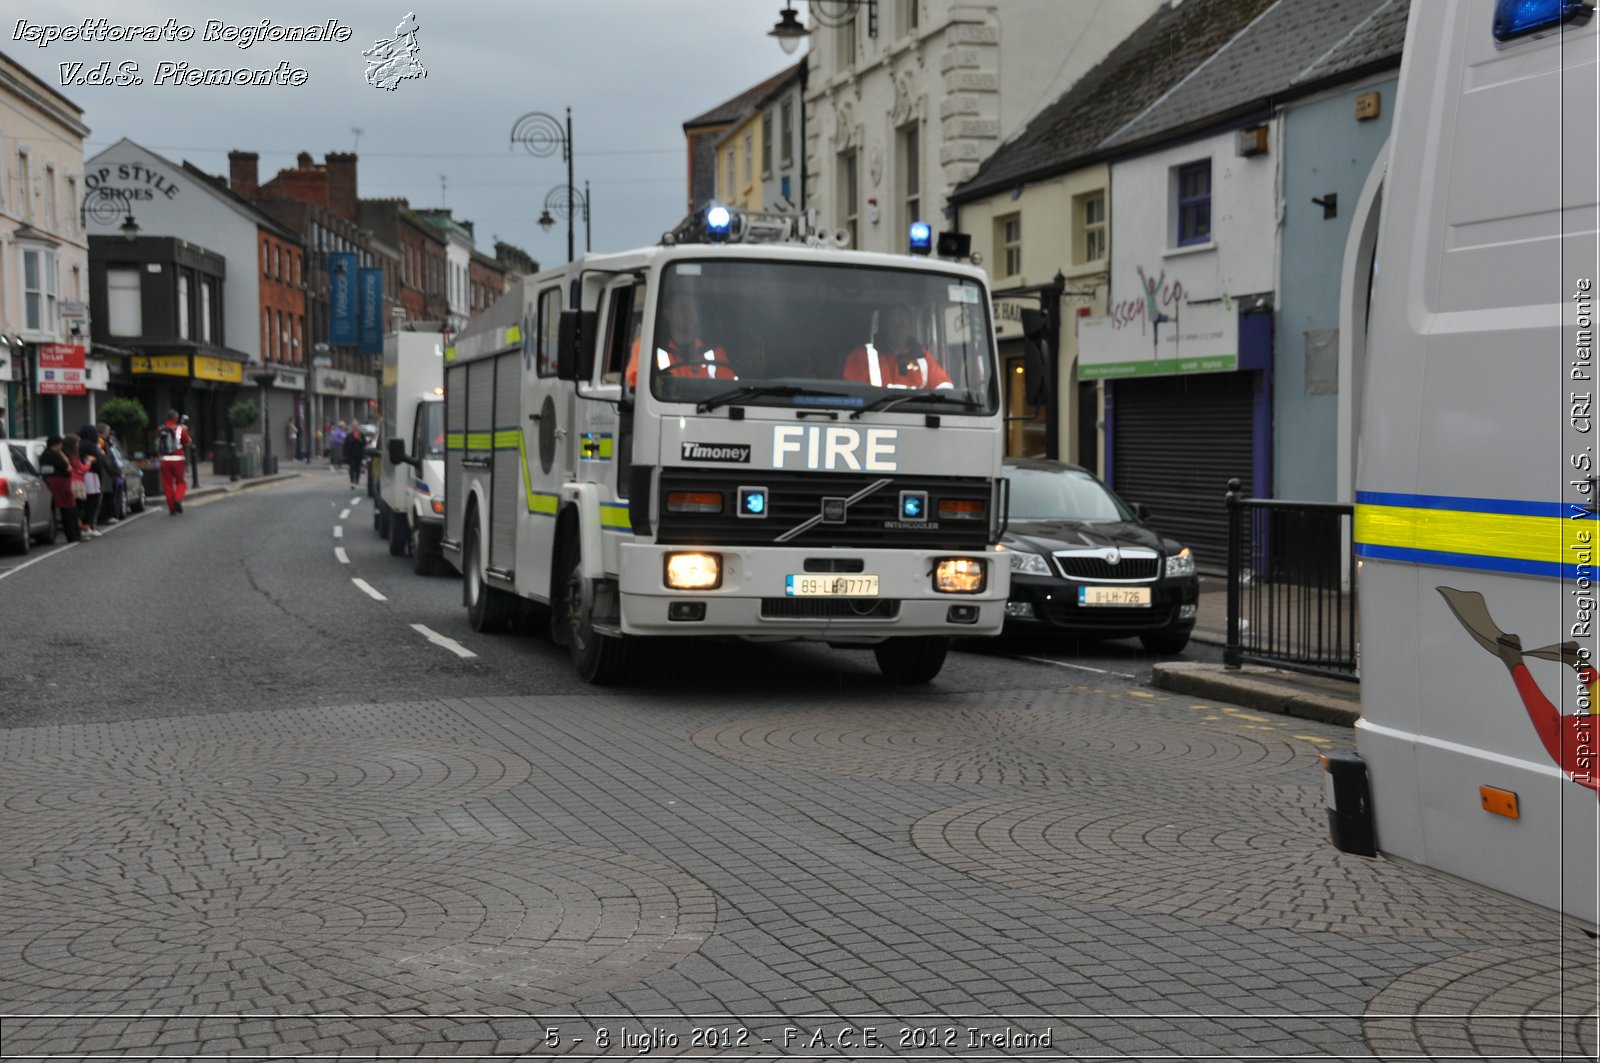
[1225,479,1358,680]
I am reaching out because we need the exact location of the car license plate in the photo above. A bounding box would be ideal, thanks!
[786,574,880,597]
[1078,585,1151,606]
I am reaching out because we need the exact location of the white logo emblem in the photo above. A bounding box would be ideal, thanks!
[364,13,426,91]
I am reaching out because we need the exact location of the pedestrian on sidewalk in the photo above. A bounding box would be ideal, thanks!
[183,415,200,488]
[330,422,347,469]
[287,418,300,463]
[62,435,98,537]
[38,436,82,542]
[95,422,124,523]
[342,425,366,488]
[158,409,191,514]
[76,425,104,537]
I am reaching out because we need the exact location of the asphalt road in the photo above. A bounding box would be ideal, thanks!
[0,469,1219,730]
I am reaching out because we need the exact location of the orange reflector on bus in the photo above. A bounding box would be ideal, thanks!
[1480,786,1519,819]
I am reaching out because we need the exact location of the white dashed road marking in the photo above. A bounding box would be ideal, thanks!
[1006,653,1138,680]
[339,508,351,519]
[333,526,343,539]
[410,624,477,659]
[335,547,349,564]
[351,578,387,601]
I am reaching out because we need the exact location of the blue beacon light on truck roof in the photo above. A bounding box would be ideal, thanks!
[909,222,933,255]
[1492,0,1593,41]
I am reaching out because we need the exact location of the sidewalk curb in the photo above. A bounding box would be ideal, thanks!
[1151,661,1360,728]
[186,471,301,501]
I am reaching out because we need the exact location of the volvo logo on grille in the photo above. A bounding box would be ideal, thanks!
[681,442,751,463]
[821,497,849,524]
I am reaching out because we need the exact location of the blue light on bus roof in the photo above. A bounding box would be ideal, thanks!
[706,205,733,241]
[909,222,933,255]
[1493,0,1593,41]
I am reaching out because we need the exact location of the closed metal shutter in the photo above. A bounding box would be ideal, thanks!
[491,354,521,570]
[1111,371,1255,571]
[444,363,467,545]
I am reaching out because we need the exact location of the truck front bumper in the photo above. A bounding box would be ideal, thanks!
[616,543,1007,639]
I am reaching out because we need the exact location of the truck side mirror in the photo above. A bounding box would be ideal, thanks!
[387,438,408,466]
[1020,309,1053,408]
[557,310,597,382]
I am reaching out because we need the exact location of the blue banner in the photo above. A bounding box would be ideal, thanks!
[359,268,384,354]
[329,252,358,346]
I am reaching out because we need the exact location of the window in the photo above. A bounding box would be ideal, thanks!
[998,214,1022,277]
[780,99,794,168]
[262,310,270,357]
[900,124,921,231]
[841,151,859,249]
[725,151,736,199]
[537,285,562,377]
[65,177,77,236]
[44,165,56,230]
[762,112,773,177]
[838,19,856,67]
[903,0,919,34]
[17,150,30,220]
[272,245,281,279]
[1176,160,1212,246]
[743,133,753,188]
[177,273,190,340]
[601,284,638,384]
[1076,191,1107,264]
[22,248,56,331]
[201,281,213,345]
[108,268,142,335]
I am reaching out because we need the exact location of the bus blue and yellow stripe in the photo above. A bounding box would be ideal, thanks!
[1354,491,1596,581]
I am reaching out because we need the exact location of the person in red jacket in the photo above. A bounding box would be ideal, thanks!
[624,289,736,388]
[157,409,192,514]
[842,305,953,390]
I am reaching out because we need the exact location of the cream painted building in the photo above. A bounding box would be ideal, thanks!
[0,51,93,437]
[801,0,1159,254]
[713,107,766,213]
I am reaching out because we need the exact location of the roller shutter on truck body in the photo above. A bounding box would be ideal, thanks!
[491,353,521,572]
[444,361,468,547]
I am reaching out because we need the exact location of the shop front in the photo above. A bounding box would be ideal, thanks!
[129,349,247,463]
[1079,301,1272,570]
[311,365,378,452]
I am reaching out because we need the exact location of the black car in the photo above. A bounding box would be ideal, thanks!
[1000,458,1198,653]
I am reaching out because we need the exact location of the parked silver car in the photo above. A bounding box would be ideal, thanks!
[21,437,146,516]
[1,442,56,553]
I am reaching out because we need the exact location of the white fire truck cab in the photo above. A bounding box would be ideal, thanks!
[442,219,1010,683]
[377,330,449,575]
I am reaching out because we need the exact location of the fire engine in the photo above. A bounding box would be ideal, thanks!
[442,209,1010,683]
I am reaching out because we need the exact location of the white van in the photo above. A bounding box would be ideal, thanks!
[377,331,451,575]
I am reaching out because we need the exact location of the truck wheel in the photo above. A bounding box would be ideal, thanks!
[388,510,408,557]
[375,502,388,538]
[874,636,949,684]
[552,531,628,684]
[464,514,516,633]
[411,521,439,576]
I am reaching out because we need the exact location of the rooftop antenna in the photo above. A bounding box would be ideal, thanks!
[351,126,363,153]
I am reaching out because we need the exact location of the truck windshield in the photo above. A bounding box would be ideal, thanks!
[646,259,998,415]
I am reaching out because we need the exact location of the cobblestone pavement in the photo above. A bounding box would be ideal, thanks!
[0,685,1593,1060]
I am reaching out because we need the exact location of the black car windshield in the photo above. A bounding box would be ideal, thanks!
[645,259,998,415]
[1008,466,1132,522]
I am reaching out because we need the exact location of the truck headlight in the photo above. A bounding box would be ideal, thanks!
[1165,548,1196,579]
[1007,550,1053,576]
[665,551,721,590]
[933,557,987,594]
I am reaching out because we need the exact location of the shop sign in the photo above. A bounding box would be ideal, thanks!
[85,357,109,391]
[59,301,90,337]
[274,369,307,390]
[329,252,358,345]
[38,343,86,370]
[194,356,244,384]
[359,268,384,354]
[1077,299,1238,379]
[132,354,192,377]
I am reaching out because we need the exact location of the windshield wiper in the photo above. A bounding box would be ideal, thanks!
[696,385,850,414]
[850,391,986,419]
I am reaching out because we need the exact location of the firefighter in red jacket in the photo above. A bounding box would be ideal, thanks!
[843,305,953,390]
[158,408,192,514]
[624,288,736,388]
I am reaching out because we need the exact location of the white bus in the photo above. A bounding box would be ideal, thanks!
[1331,0,1599,924]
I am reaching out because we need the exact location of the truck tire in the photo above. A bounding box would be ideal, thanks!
[388,510,408,557]
[552,530,627,684]
[874,636,949,684]
[411,520,440,576]
[464,513,516,632]
[375,502,389,538]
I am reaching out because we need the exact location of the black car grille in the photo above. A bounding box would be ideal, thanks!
[657,469,992,549]
[761,597,901,619]
[1054,554,1161,582]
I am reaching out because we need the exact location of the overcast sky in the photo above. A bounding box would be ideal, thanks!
[11,1,804,266]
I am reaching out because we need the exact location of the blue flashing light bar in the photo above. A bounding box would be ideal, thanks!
[909,222,933,255]
[1493,0,1593,40]
[706,205,733,242]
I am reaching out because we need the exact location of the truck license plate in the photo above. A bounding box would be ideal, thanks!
[786,574,880,597]
[1078,586,1151,606]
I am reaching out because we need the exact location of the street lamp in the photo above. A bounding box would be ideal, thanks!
[510,108,578,262]
[768,0,877,52]
[540,182,591,254]
[80,185,140,239]
[250,367,277,477]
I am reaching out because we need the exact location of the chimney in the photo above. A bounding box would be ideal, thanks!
[326,151,358,221]
[297,151,313,168]
[228,150,259,199]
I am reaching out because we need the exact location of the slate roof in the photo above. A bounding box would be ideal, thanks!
[953,0,1407,204]
[953,0,1278,202]
[684,61,803,131]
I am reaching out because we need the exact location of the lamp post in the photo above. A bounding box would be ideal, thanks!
[511,108,577,262]
[250,368,277,477]
[768,0,877,51]
[80,186,141,239]
[537,181,591,254]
